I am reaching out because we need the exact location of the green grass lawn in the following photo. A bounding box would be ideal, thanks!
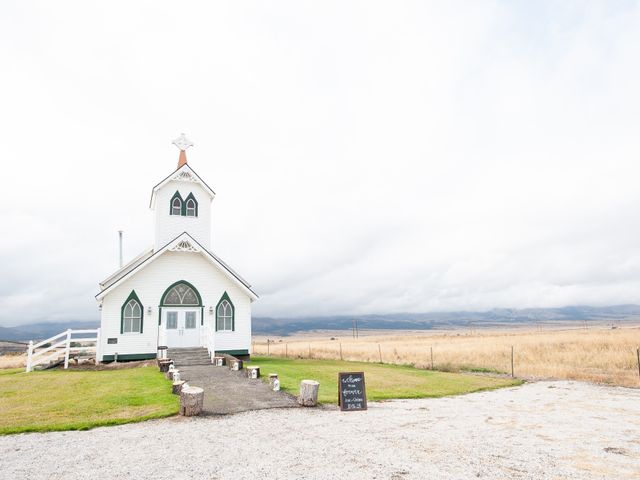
[0,367,178,435]
[249,357,521,404]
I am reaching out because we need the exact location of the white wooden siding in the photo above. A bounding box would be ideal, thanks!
[99,251,251,360]
[154,181,212,250]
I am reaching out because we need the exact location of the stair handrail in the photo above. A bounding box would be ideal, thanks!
[205,323,215,363]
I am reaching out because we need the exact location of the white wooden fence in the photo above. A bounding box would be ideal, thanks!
[26,328,101,372]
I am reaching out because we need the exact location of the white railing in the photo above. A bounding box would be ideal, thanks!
[205,324,215,362]
[26,328,101,372]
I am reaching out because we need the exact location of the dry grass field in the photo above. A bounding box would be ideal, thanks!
[0,353,25,369]
[253,325,640,388]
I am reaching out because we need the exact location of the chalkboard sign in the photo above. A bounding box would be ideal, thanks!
[338,372,367,411]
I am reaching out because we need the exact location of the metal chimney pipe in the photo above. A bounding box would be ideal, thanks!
[118,230,123,268]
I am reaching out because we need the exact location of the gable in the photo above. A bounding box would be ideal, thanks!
[96,232,257,302]
[149,164,215,210]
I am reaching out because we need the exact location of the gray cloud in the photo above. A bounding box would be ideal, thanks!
[1,1,640,325]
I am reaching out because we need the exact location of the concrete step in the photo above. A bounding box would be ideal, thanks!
[168,348,211,366]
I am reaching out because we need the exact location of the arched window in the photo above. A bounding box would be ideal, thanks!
[171,198,182,215]
[161,281,202,306]
[121,291,143,334]
[170,191,184,216]
[216,292,234,331]
[185,193,198,217]
[186,198,196,217]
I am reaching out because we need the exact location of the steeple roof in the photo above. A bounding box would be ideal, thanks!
[149,134,215,209]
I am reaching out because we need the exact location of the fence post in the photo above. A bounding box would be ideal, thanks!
[339,343,343,361]
[378,344,382,363]
[267,339,270,356]
[430,346,434,370]
[95,328,101,364]
[285,343,288,358]
[26,340,34,372]
[511,346,514,378]
[308,343,311,358]
[636,347,640,379]
[64,329,72,369]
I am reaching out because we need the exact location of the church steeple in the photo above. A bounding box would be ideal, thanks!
[172,133,194,169]
[150,134,215,251]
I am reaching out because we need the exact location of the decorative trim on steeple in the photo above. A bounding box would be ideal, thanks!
[171,170,198,183]
[169,239,200,253]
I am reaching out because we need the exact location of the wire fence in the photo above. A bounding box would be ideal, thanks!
[252,330,640,387]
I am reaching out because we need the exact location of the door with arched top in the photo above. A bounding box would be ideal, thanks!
[160,281,202,348]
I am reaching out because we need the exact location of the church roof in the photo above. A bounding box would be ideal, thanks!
[99,247,154,289]
[149,163,216,210]
[96,232,258,301]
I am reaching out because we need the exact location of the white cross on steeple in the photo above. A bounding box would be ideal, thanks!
[172,133,194,151]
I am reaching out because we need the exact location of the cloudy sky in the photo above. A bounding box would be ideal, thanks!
[1,1,640,326]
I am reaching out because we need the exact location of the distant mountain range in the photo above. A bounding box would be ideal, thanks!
[252,304,640,335]
[0,321,100,342]
[2,305,639,341]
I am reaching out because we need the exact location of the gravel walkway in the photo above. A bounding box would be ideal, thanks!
[1,381,639,479]
[178,365,299,414]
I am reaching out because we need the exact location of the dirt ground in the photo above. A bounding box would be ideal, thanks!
[0,381,638,479]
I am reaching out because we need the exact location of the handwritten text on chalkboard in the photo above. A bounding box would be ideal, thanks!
[338,372,367,411]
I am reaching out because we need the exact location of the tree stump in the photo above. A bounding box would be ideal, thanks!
[268,373,278,388]
[246,366,260,379]
[166,368,178,380]
[172,371,181,382]
[298,380,319,406]
[158,359,173,373]
[229,359,243,371]
[172,380,185,395]
[213,356,226,367]
[179,386,204,416]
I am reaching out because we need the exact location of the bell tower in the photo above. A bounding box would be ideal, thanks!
[149,134,216,251]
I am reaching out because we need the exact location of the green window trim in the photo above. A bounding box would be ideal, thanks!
[215,291,235,332]
[184,192,199,217]
[120,290,144,334]
[214,349,249,357]
[169,191,198,217]
[159,280,203,306]
[102,353,156,362]
[170,190,184,216]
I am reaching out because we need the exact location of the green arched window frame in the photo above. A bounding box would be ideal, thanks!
[215,292,234,332]
[170,190,184,216]
[184,192,198,217]
[160,280,203,306]
[121,290,144,334]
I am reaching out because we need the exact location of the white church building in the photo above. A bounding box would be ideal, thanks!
[95,134,257,362]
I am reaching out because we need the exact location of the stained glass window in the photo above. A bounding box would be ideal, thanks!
[163,283,199,305]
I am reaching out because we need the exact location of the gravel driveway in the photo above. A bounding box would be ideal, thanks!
[1,381,638,479]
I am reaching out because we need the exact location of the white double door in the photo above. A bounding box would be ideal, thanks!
[164,309,200,348]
